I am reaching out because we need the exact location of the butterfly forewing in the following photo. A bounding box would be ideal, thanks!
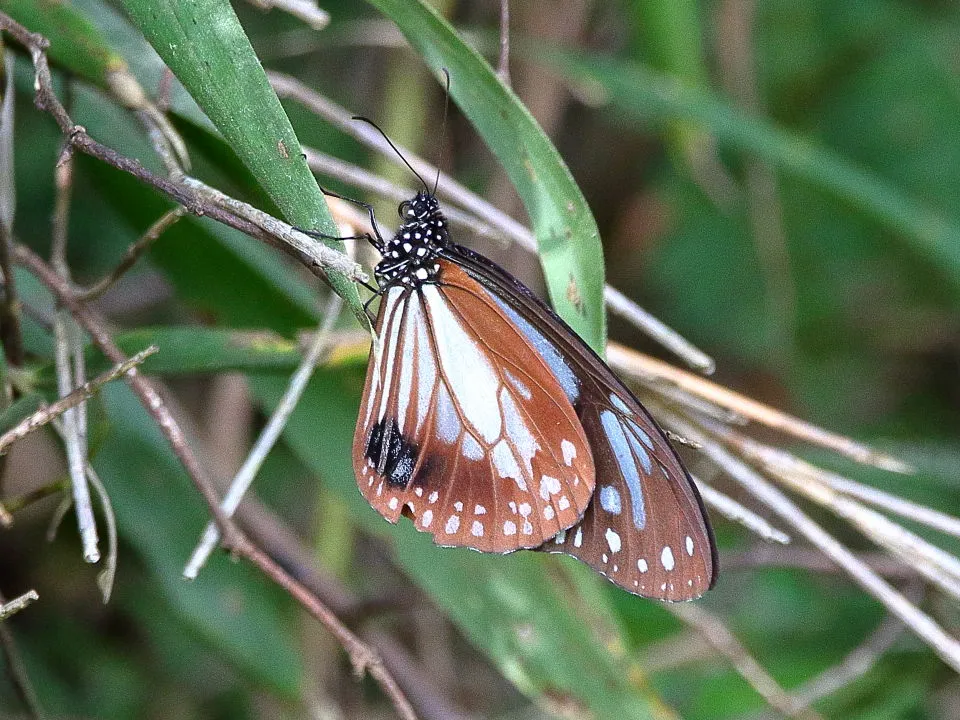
[353,262,595,553]
[446,244,717,600]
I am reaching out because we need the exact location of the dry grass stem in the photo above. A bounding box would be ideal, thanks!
[668,602,821,720]
[693,477,791,544]
[607,342,911,473]
[663,410,960,674]
[184,289,345,579]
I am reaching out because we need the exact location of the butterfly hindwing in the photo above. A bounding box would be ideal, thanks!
[447,244,717,600]
[353,263,596,553]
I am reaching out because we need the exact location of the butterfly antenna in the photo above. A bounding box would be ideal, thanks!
[433,68,451,195]
[352,115,430,194]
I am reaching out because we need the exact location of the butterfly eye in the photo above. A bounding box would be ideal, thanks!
[398,201,411,218]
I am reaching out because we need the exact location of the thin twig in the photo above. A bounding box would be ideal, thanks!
[497,0,511,86]
[607,342,912,473]
[0,590,38,621]
[77,208,187,301]
[722,545,916,579]
[693,476,791,544]
[268,72,715,372]
[0,347,157,454]
[668,603,820,720]
[50,129,101,563]
[0,591,44,719]
[237,499,474,720]
[0,19,363,287]
[176,175,366,284]
[85,465,118,603]
[753,450,960,539]
[0,48,22,368]
[792,612,909,707]
[662,409,960,674]
[184,290,344,579]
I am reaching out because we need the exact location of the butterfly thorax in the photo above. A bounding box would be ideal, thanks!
[375,191,449,288]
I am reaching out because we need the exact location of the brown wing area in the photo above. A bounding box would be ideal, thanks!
[445,244,717,600]
[352,262,595,553]
[546,395,715,600]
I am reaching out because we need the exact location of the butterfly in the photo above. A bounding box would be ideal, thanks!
[343,181,717,601]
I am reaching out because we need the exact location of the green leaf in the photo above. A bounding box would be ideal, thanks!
[0,0,126,86]
[536,47,960,294]
[251,372,665,718]
[119,0,364,319]
[94,383,304,698]
[365,0,607,354]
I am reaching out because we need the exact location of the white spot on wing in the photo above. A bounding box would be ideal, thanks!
[471,520,484,537]
[686,536,695,556]
[661,546,675,571]
[561,439,577,466]
[539,475,561,500]
[475,504,486,515]
[573,527,583,547]
[503,520,517,536]
[445,515,460,534]
[422,510,433,528]
[388,497,398,510]
[558,496,570,511]
[637,558,648,573]
[543,506,555,520]
[605,528,621,553]
[599,486,622,515]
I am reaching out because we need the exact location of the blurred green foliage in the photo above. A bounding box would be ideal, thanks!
[1,1,958,718]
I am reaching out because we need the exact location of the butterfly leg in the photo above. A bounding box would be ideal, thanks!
[316,185,387,251]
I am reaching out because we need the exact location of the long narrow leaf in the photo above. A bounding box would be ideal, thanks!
[366,0,607,354]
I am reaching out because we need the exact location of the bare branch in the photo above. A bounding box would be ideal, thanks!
[0,48,22,368]
[0,590,38,621]
[497,0,511,86]
[0,347,157,454]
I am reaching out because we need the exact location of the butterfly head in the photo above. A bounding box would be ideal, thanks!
[375,191,450,288]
